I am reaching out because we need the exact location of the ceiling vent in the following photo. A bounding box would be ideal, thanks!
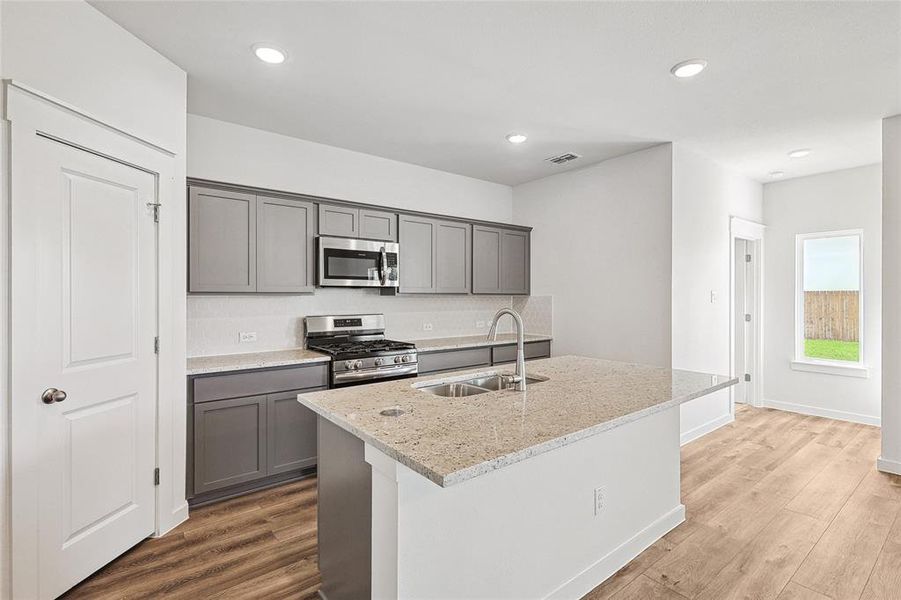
[545,152,582,165]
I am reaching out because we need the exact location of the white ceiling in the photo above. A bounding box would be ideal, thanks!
[92,1,900,186]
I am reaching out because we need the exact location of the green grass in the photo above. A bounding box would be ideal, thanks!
[805,338,860,362]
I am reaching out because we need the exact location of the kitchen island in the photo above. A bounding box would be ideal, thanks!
[299,356,736,599]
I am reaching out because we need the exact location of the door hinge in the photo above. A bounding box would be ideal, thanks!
[745,313,752,322]
[154,336,160,354]
[147,201,161,223]
[744,373,751,382]
[746,254,752,262]
[153,467,160,486]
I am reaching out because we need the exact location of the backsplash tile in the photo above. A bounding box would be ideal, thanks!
[187,290,553,357]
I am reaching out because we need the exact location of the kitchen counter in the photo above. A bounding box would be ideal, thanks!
[186,348,330,375]
[299,355,735,487]
[411,332,552,353]
[186,333,551,375]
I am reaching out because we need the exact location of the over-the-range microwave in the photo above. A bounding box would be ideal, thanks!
[317,236,399,288]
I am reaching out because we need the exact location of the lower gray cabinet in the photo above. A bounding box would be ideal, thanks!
[418,340,551,375]
[268,390,318,474]
[193,395,268,495]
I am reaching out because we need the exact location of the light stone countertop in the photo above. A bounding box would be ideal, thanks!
[299,355,737,487]
[411,333,552,352]
[186,333,552,375]
[187,348,330,376]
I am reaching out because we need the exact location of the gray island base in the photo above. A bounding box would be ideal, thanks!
[300,356,737,599]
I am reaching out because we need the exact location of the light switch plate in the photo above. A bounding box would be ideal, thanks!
[239,331,257,343]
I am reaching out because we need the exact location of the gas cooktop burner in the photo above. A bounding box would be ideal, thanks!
[307,339,415,358]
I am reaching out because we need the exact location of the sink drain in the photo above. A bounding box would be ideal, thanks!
[380,407,405,417]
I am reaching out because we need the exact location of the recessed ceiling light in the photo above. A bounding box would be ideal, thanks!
[788,148,811,159]
[769,171,785,178]
[670,59,707,78]
[253,45,286,64]
[505,133,528,144]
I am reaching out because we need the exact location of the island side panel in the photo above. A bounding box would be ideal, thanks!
[317,417,372,600]
[367,406,683,600]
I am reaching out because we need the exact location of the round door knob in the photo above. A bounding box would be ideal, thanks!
[41,388,67,404]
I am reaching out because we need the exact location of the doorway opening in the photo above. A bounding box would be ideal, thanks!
[730,218,765,409]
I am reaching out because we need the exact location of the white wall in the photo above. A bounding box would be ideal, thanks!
[882,115,901,474]
[187,114,513,222]
[512,145,673,367]
[764,164,882,425]
[672,147,764,442]
[0,1,187,594]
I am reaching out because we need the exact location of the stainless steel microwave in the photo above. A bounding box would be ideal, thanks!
[317,236,399,288]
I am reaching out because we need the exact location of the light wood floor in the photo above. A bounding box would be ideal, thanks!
[65,405,901,600]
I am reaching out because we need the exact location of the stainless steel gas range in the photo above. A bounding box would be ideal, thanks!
[304,314,417,387]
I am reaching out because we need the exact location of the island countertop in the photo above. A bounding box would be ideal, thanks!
[298,355,737,487]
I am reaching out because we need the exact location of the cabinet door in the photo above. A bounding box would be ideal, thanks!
[359,209,397,242]
[319,204,359,237]
[193,395,267,495]
[435,220,471,294]
[399,215,436,293]
[189,186,256,292]
[267,390,320,475]
[500,230,530,294]
[472,226,502,294]
[257,196,316,292]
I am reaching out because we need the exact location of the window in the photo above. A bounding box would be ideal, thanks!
[794,230,866,377]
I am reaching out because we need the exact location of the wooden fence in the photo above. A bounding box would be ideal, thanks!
[804,291,859,342]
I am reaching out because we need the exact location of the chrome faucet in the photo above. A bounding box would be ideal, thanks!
[487,308,526,391]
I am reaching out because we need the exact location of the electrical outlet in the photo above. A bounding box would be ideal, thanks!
[710,290,718,304]
[239,331,257,343]
[423,322,433,332]
[476,320,486,329]
[594,486,607,516]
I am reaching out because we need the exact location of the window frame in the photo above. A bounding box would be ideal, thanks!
[792,229,868,378]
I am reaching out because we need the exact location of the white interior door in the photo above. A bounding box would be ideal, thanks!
[734,239,749,404]
[11,132,158,599]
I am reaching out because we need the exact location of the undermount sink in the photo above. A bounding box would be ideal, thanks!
[417,373,547,397]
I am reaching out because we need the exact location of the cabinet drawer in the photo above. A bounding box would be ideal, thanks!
[192,364,329,403]
[491,340,551,364]
[418,347,492,374]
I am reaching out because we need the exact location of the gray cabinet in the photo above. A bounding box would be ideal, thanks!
[399,215,437,293]
[257,196,316,293]
[267,390,318,474]
[399,216,471,294]
[189,187,256,293]
[188,363,328,505]
[320,204,398,241]
[193,395,268,495]
[418,340,551,375]
[472,226,530,295]
[491,340,551,364]
[359,208,397,241]
[189,185,317,293]
[319,204,360,237]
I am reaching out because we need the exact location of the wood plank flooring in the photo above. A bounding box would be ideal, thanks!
[64,405,900,600]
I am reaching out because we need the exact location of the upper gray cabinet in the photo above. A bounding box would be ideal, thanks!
[318,204,360,238]
[398,215,436,293]
[189,187,257,293]
[319,204,398,241]
[189,185,316,293]
[257,196,316,293]
[399,216,471,294]
[472,226,530,295]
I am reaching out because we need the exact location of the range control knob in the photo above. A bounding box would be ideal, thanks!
[344,360,353,370]
[374,357,384,366]
[394,355,402,364]
[401,354,412,363]
[355,360,363,369]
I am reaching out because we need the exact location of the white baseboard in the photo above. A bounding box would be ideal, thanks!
[680,413,734,446]
[763,398,880,426]
[877,457,901,476]
[546,504,686,600]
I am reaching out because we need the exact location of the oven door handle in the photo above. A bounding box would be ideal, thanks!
[333,362,418,383]
[379,246,388,286]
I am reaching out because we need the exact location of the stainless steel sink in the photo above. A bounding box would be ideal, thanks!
[417,373,547,397]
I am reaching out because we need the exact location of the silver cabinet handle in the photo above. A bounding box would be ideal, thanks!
[42,388,67,404]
